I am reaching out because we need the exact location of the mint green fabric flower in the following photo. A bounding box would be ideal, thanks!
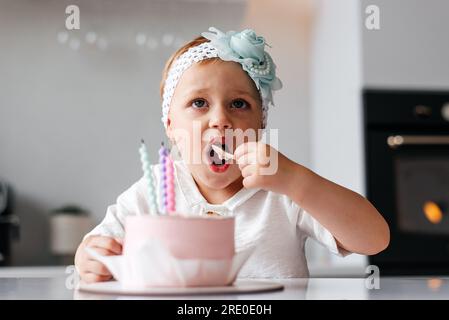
[201,27,282,107]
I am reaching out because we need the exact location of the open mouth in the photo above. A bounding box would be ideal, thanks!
[207,139,231,173]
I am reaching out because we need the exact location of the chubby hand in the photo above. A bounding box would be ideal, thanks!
[234,141,297,194]
[74,235,122,283]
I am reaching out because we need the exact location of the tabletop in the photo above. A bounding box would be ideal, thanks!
[0,267,448,300]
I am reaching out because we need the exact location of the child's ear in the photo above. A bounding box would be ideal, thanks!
[165,118,172,138]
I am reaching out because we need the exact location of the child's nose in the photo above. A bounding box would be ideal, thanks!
[208,106,232,130]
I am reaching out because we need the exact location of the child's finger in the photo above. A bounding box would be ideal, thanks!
[237,153,258,170]
[234,142,258,160]
[82,272,112,283]
[89,236,122,254]
[85,260,112,276]
[87,247,117,257]
[241,164,258,178]
[256,145,272,166]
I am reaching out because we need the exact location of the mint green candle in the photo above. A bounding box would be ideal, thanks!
[139,139,158,215]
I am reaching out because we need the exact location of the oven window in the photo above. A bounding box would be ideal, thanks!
[396,156,449,235]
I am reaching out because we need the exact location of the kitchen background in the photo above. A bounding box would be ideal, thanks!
[1,0,448,275]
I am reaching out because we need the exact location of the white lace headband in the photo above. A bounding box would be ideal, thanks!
[161,27,283,129]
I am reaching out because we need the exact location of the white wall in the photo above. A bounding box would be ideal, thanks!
[243,0,314,166]
[362,0,449,88]
[309,0,366,269]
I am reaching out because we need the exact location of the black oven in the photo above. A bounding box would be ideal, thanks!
[364,89,449,275]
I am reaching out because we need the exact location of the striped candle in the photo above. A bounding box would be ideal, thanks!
[165,154,176,214]
[158,143,168,214]
[139,139,158,215]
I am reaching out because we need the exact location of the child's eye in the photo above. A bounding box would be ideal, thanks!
[190,99,208,109]
[231,99,249,109]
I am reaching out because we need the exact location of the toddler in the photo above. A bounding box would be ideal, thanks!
[75,27,390,283]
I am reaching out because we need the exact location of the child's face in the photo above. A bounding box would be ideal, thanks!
[167,60,263,191]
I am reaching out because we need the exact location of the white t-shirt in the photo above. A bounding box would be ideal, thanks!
[85,160,348,278]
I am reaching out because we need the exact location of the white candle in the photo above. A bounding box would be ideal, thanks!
[139,139,158,215]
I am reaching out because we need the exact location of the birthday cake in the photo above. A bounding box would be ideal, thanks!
[87,214,255,288]
[123,214,235,260]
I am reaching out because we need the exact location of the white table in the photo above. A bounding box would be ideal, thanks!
[0,267,448,299]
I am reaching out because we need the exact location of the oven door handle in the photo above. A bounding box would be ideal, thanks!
[387,135,449,148]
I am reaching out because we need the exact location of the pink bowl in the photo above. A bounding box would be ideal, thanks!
[124,214,235,260]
